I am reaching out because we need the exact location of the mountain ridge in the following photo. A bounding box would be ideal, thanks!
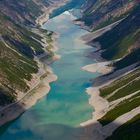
[0,0,65,108]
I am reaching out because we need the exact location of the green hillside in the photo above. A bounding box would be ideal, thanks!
[0,0,54,105]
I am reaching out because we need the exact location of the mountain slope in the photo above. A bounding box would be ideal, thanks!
[93,4,140,62]
[82,0,140,139]
[0,0,60,106]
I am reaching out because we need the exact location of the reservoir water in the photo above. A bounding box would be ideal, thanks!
[0,9,99,140]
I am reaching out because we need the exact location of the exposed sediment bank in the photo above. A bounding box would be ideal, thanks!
[81,62,112,127]
[0,68,57,126]
[82,62,113,75]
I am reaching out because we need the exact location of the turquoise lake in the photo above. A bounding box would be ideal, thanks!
[0,9,99,140]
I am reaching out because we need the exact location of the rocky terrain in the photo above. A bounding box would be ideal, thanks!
[81,0,140,139]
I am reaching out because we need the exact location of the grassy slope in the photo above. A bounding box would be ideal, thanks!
[98,68,140,137]
[106,114,140,140]
[99,91,140,126]
[100,68,140,99]
[108,78,140,102]
[0,1,53,105]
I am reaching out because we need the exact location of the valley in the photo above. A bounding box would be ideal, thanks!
[0,0,140,140]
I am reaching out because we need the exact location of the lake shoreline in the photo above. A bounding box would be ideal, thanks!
[79,23,115,126]
[80,62,113,127]
[0,1,64,127]
[0,33,59,127]
[79,45,114,140]
[79,21,139,139]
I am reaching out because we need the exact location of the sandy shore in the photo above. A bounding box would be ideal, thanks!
[81,87,109,126]
[80,62,112,127]
[82,62,113,74]
[0,66,57,126]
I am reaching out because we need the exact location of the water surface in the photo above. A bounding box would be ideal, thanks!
[0,11,99,140]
